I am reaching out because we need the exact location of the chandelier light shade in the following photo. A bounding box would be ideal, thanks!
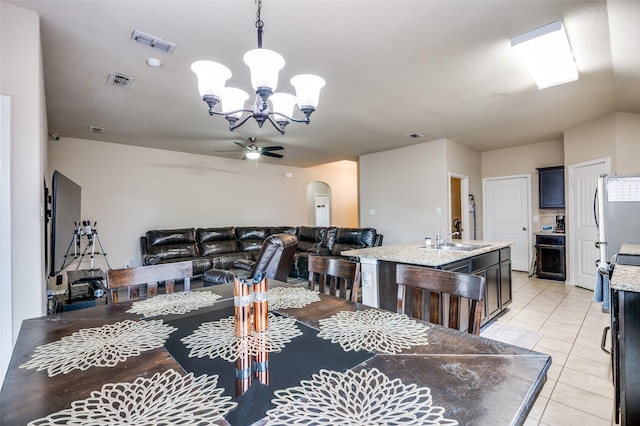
[190,61,231,98]
[221,88,250,120]
[511,20,578,89]
[191,0,325,134]
[269,93,297,125]
[291,74,326,109]
[243,48,285,95]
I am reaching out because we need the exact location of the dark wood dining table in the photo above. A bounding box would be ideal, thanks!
[0,280,550,425]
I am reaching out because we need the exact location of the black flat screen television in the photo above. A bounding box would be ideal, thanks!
[49,170,81,277]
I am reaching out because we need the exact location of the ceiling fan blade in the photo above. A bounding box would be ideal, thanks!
[261,152,284,159]
[234,141,251,150]
[259,146,284,152]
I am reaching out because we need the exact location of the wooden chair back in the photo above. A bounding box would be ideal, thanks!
[308,256,361,302]
[106,261,193,303]
[395,264,486,335]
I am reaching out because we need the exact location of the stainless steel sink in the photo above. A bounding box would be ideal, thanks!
[426,242,489,252]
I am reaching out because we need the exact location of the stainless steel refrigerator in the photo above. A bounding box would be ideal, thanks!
[596,174,640,269]
[595,174,640,425]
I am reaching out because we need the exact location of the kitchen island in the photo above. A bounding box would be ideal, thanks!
[343,240,513,326]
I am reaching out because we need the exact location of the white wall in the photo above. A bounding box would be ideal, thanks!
[48,138,358,284]
[564,113,617,171]
[359,139,448,244]
[1,1,48,383]
[481,139,564,232]
[615,112,640,175]
[564,111,640,177]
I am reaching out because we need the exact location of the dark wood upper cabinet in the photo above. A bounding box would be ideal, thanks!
[538,166,565,209]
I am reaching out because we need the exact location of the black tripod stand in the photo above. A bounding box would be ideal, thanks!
[64,221,111,302]
[75,221,111,271]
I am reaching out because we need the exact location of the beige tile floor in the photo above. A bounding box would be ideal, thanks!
[491,271,615,426]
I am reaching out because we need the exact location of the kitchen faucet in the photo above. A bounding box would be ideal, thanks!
[437,231,460,246]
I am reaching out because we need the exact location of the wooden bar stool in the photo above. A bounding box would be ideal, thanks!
[308,256,361,302]
[396,264,486,335]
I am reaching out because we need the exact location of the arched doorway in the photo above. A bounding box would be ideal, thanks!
[307,182,331,226]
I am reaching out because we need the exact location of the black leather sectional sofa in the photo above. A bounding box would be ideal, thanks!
[140,226,382,278]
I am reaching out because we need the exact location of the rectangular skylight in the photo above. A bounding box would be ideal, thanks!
[511,20,578,89]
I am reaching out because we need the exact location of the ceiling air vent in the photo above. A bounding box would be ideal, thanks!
[88,126,105,134]
[131,30,176,54]
[407,133,424,139]
[106,72,133,88]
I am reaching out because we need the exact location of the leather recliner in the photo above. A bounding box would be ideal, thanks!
[203,233,298,285]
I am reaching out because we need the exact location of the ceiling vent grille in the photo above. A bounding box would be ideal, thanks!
[131,30,176,54]
[107,72,133,88]
[407,133,424,139]
[88,126,105,134]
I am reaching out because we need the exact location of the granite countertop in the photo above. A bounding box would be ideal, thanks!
[611,264,640,292]
[342,240,512,267]
[620,243,640,256]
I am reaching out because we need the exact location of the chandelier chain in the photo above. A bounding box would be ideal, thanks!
[255,0,264,48]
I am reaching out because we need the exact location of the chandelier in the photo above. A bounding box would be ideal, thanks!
[191,0,325,135]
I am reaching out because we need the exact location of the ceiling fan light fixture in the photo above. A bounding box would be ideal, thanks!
[511,20,578,89]
[190,0,324,134]
[245,150,261,160]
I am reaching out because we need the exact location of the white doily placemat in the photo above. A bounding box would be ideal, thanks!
[126,291,222,317]
[20,319,176,376]
[265,368,458,425]
[317,310,430,354]
[181,313,303,362]
[268,286,320,310]
[27,369,237,426]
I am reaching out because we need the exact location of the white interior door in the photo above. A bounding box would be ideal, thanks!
[314,194,330,227]
[569,159,609,289]
[483,175,531,271]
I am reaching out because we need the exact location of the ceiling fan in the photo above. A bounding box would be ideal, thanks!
[217,137,284,160]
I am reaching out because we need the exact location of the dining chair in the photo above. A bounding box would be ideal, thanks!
[202,234,298,285]
[308,255,361,302]
[106,260,193,303]
[395,264,486,335]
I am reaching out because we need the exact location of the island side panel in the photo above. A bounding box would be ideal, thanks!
[377,248,512,328]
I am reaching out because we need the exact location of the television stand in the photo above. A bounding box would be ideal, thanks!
[66,268,106,303]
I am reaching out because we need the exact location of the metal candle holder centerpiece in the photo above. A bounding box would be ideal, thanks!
[233,271,269,396]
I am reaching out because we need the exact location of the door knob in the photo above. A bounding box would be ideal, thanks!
[522,227,527,231]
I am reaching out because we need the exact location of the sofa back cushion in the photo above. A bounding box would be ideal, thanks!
[236,227,269,252]
[146,228,198,260]
[324,227,339,251]
[269,226,297,236]
[297,226,325,252]
[197,227,238,257]
[330,227,378,256]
